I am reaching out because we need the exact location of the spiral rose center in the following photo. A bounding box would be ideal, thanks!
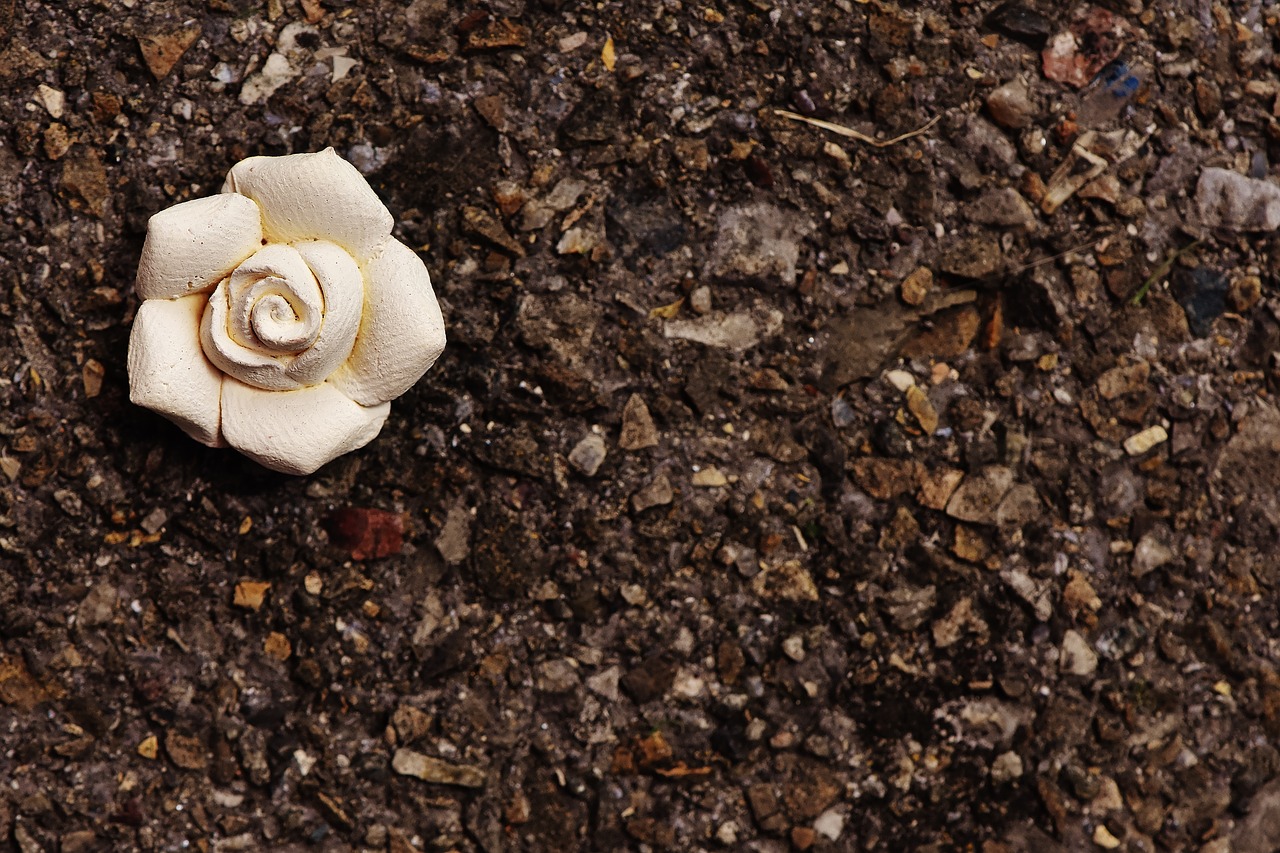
[200,241,365,393]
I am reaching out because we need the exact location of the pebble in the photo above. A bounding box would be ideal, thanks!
[392,749,486,788]
[692,466,729,487]
[782,635,805,661]
[945,467,1014,525]
[1093,824,1122,849]
[689,285,712,314]
[618,394,659,450]
[663,307,784,352]
[1196,168,1280,231]
[568,433,607,476]
[707,203,810,285]
[900,267,932,306]
[34,84,64,119]
[885,369,915,392]
[1061,629,1099,676]
[986,78,1035,129]
[991,751,1024,783]
[1123,425,1168,456]
[813,810,845,841]
[632,474,674,512]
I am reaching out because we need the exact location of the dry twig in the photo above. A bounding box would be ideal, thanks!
[772,109,940,147]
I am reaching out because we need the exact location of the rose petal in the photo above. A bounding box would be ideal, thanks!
[286,240,364,386]
[201,244,325,391]
[220,378,390,475]
[128,296,225,447]
[329,239,446,407]
[221,148,393,264]
[136,193,265,301]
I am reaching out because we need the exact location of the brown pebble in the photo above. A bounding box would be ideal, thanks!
[1229,275,1262,313]
[901,266,933,306]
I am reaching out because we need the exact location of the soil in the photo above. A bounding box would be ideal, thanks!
[3,0,1280,851]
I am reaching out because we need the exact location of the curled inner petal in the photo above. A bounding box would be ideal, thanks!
[201,242,363,392]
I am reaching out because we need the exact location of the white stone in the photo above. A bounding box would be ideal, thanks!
[813,810,844,841]
[35,84,65,119]
[1196,167,1280,231]
[129,149,445,475]
[1123,424,1167,456]
[1061,629,1098,676]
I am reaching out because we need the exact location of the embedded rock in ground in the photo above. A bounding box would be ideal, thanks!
[706,202,810,285]
[1195,168,1280,232]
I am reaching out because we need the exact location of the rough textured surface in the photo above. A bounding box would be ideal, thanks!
[4,0,1280,851]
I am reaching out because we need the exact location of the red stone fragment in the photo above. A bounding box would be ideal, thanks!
[323,507,404,560]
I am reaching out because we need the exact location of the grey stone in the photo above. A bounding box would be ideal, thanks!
[1196,167,1280,231]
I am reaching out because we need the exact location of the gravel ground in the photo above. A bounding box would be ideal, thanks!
[4,0,1280,850]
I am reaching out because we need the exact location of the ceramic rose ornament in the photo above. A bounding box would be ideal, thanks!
[128,149,445,475]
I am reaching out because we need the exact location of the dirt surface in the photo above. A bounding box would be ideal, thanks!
[5,0,1280,850]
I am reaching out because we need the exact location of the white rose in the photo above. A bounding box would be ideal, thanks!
[127,148,445,475]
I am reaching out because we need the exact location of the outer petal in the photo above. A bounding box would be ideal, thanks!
[136,194,265,301]
[329,239,446,407]
[128,296,225,447]
[221,378,390,475]
[221,148,393,264]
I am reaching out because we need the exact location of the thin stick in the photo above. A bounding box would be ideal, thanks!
[1008,238,1108,274]
[772,109,940,148]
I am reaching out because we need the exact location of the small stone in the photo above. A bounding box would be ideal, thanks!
[905,385,939,434]
[392,749,486,787]
[692,466,729,487]
[945,467,1015,525]
[1131,531,1174,577]
[664,307,784,351]
[814,810,844,841]
[434,503,472,565]
[986,2,1052,47]
[77,583,116,627]
[689,286,712,314]
[233,581,270,611]
[34,84,65,119]
[568,433,607,476]
[968,187,1038,230]
[1196,168,1280,231]
[44,124,72,161]
[137,24,201,80]
[716,822,739,845]
[791,827,816,850]
[751,560,819,602]
[632,474,674,512]
[61,150,109,217]
[82,359,104,398]
[137,735,158,760]
[323,507,404,560]
[940,237,1003,279]
[782,635,805,661]
[991,751,1023,783]
[140,507,168,534]
[536,659,580,693]
[165,731,208,770]
[619,394,659,450]
[900,267,932,305]
[1061,629,1098,676]
[1123,425,1167,456]
[585,666,622,703]
[707,202,810,285]
[263,632,291,661]
[1229,275,1263,312]
[917,468,964,510]
[986,78,1035,128]
[391,705,434,745]
[1093,824,1122,849]
[885,369,915,391]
